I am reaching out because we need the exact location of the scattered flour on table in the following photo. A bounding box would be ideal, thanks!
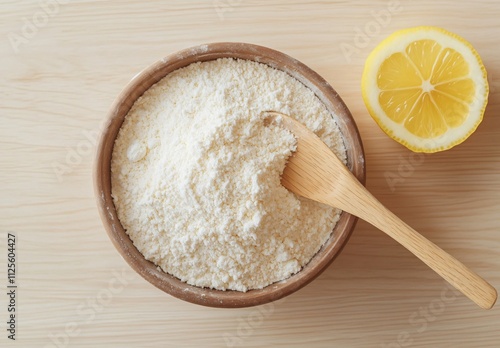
[111,58,346,291]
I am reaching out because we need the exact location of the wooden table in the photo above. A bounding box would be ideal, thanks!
[1,1,499,347]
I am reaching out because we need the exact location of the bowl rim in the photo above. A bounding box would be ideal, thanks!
[94,42,366,308]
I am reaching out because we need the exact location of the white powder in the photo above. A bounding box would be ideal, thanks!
[111,58,346,291]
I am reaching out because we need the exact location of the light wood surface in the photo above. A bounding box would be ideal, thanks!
[272,112,497,310]
[1,1,499,347]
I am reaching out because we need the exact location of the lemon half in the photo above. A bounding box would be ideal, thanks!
[362,26,488,153]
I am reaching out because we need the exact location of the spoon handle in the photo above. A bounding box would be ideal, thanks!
[337,181,497,310]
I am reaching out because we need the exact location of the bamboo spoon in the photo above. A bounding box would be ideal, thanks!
[265,111,497,310]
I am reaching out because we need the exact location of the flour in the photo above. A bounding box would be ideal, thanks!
[111,58,346,291]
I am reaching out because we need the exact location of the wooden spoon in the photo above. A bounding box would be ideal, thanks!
[265,111,497,310]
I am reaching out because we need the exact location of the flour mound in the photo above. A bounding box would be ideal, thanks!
[111,58,346,291]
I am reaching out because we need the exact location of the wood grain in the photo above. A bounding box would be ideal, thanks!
[1,0,499,347]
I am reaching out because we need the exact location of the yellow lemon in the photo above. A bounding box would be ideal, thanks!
[362,26,488,152]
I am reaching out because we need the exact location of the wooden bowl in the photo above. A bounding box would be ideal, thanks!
[94,43,366,308]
